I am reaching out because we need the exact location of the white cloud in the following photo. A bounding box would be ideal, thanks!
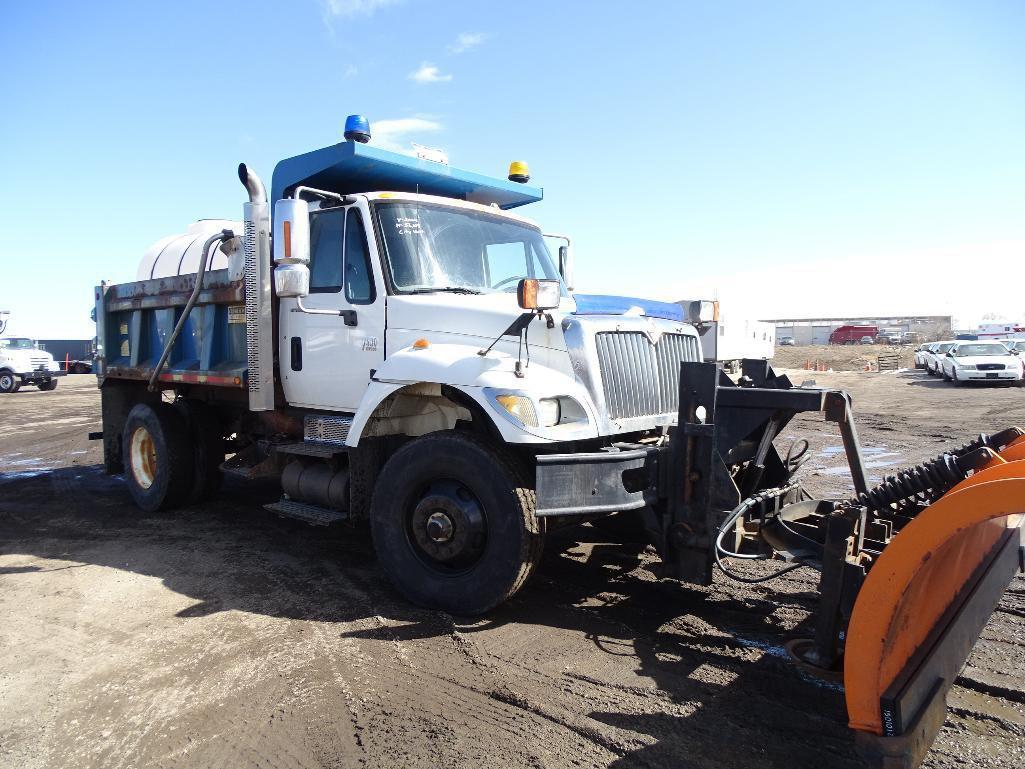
[410,62,452,83]
[371,117,444,155]
[447,32,486,54]
[321,0,400,18]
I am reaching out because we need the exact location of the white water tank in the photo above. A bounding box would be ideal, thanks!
[136,219,244,280]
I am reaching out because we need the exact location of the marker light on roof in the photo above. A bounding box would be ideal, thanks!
[508,161,530,183]
[344,114,371,143]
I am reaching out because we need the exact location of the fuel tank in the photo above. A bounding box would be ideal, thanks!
[136,219,243,280]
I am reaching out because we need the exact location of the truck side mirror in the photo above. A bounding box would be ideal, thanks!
[558,244,574,291]
[273,198,311,298]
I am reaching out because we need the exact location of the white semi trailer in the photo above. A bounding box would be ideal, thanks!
[676,300,775,373]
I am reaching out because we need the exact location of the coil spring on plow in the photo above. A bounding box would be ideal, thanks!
[851,427,1023,517]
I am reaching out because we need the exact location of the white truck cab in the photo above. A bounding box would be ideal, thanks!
[0,336,63,393]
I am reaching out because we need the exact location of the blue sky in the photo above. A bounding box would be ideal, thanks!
[2,0,1023,338]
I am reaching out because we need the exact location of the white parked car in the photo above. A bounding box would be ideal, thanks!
[939,341,1023,386]
[922,341,956,375]
[913,344,932,369]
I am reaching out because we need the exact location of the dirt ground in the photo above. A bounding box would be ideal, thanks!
[774,343,918,372]
[1,373,1024,769]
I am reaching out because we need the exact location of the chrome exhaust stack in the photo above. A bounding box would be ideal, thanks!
[239,163,275,412]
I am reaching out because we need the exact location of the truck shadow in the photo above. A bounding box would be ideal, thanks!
[0,465,860,768]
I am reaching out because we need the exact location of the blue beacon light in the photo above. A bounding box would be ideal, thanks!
[344,114,372,143]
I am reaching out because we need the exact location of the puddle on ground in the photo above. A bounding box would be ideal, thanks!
[0,469,51,480]
[815,444,906,475]
[732,635,844,691]
[2,457,50,468]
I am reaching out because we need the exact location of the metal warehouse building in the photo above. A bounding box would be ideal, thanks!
[764,316,952,345]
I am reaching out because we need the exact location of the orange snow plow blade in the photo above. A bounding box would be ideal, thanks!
[668,362,1024,768]
[845,444,1025,768]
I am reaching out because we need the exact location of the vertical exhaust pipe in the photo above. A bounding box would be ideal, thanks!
[238,163,267,204]
[239,163,275,412]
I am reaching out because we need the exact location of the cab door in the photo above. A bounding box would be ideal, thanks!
[280,203,384,411]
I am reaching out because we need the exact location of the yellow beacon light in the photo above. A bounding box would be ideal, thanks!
[508,161,530,183]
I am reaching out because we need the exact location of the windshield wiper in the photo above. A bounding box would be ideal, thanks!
[406,286,483,295]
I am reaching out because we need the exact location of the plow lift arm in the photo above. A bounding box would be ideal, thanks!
[660,360,1025,769]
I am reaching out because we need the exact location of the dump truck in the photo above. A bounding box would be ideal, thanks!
[92,117,1025,769]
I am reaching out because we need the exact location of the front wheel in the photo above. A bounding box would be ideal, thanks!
[942,368,952,382]
[0,372,17,393]
[371,431,545,614]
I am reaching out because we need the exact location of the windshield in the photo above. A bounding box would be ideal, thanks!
[376,202,564,295]
[936,343,954,353]
[955,344,1008,357]
[0,338,36,350]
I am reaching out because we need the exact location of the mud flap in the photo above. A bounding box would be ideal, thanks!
[845,456,1025,768]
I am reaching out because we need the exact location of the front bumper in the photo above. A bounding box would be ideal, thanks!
[535,443,665,516]
[957,369,1020,381]
[20,369,64,383]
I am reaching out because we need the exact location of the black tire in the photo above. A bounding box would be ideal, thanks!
[174,399,225,504]
[953,370,965,387]
[38,379,58,391]
[370,431,545,615]
[122,402,194,512]
[942,369,952,382]
[0,371,16,393]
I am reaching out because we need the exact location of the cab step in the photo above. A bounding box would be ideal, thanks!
[264,499,348,526]
[272,441,346,458]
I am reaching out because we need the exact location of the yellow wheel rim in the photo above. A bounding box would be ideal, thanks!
[129,426,157,489]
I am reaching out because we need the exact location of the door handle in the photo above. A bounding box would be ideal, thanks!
[340,310,358,327]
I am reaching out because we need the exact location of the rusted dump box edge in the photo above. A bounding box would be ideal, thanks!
[105,269,244,311]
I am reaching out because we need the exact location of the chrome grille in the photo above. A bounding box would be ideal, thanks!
[595,332,701,420]
[29,356,50,369]
[977,363,1005,371]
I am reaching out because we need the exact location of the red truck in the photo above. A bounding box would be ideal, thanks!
[829,325,878,345]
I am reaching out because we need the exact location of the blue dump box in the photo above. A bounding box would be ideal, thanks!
[96,269,249,388]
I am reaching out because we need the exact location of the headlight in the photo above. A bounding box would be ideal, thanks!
[494,394,538,427]
[538,397,561,427]
[487,390,588,430]
[956,363,976,370]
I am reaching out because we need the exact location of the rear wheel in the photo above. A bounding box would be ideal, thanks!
[0,372,16,393]
[122,402,194,512]
[371,431,545,614]
[38,379,58,391]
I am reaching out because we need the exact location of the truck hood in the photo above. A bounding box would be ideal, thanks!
[0,348,55,369]
[387,291,686,350]
[386,293,575,352]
